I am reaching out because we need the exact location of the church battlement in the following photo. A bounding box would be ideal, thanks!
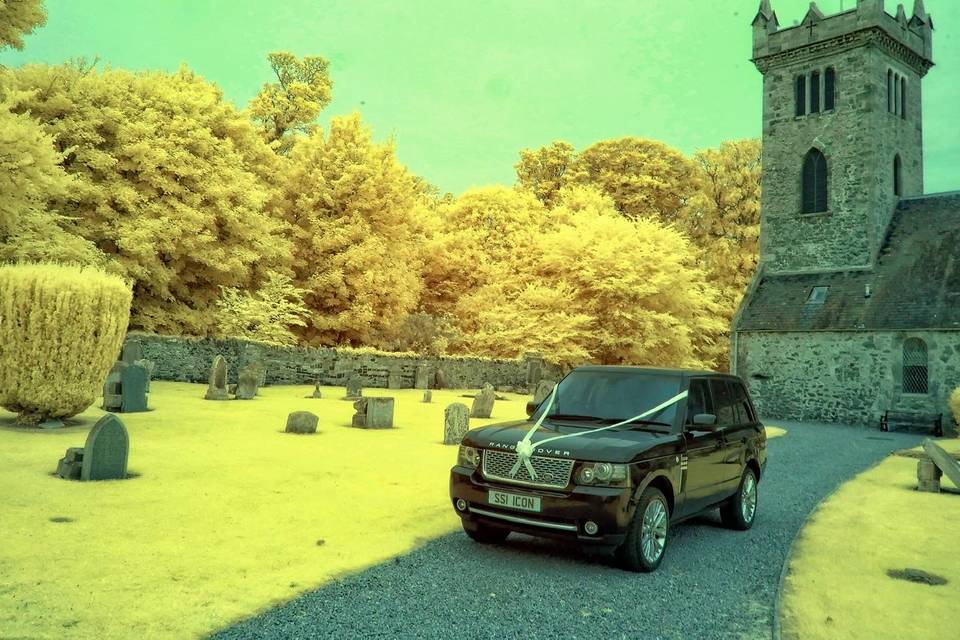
[753,1,933,75]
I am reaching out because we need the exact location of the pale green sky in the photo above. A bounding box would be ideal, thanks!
[2,0,957,195]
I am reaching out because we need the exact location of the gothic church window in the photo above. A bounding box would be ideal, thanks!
[824,67,835,111]
[801,149,828,213]
[810,71,821,114]
[893,154,902,196]
[887,70,893,113]
[901,77,907,119]
[795,76,806,116]
[894,72,901,115]
[902,338,928,394]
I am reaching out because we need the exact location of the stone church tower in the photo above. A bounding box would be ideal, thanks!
[733,1,960,429]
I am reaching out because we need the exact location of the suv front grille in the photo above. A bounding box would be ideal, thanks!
[481,450,575,489]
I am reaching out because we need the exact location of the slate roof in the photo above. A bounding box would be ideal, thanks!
[736,191,960,332]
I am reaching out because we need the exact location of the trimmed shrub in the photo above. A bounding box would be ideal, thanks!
[0,263,132,424]
[950,386,960,432]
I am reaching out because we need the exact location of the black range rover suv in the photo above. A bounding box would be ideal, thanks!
[449,366,767,571]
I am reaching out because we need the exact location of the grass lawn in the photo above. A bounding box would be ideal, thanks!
[780,438,960,640]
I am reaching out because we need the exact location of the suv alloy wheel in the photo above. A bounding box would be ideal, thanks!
[618,486,669,572]
[720,467,758,530]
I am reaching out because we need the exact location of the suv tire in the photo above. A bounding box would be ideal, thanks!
[618,486,670,572]
[463,522,510,544]
[720,466,758,530]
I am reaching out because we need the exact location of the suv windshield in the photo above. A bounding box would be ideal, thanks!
[532,370,682,427]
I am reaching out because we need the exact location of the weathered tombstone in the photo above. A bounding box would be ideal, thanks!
[133,359,154,392]
[121,339,144,364]
[352,397,395,429]
[422,390,432,403]
[387,365,403,390]
[922,439,960,489]
[344,375,362,400]
[56,447,85,480]
[306,380,323,399]
[434,368,447,390]
[524,351,544,393]
[120,363,149,413]
[204,355,230,400]
[235,366,260,400]
[415,363,431,390]
[471,383,496,419]
[917,458,942,493]
[80,414,129,481]
[444,403,470,445]
[532,379,556,405]
[285,411,318,434]
[248,360,267,391]
[101,361,127,411]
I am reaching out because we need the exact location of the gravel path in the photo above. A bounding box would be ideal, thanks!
[212,421,922,640]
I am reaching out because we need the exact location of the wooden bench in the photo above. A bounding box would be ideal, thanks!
[880,409,943,437]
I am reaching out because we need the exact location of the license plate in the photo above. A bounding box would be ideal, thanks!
[488,490,541,512]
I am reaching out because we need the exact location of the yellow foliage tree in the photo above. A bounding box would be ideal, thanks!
[279,113,427,347]
[215,273,309,346]
[0,0,45,50]
[514,140,575,208]
[4,62,293,337]
[0,88,102,264]
[249,52,333,154]
[0,263,131,425]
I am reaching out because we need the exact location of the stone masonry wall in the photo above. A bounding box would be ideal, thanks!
[735,330,960,429]
[127,332,563,392]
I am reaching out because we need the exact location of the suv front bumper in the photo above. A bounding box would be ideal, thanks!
[449,465,633,551]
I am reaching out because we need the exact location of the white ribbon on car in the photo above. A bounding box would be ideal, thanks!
[509,385,689,480]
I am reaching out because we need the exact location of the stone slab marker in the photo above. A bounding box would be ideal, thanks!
[307,380,323,399]
[344,375,362,400]
[434,368,447,390]
[81,414,129,481]
[285,411,319,434]
[121,339,144,364]
[444,403,470,445]
[352,397,395,429]
[102,361,126,411]
[532,379,556,405]
[204,355,230,400]
[922,439,960,489]
[133,358,154,392]
[235,366,260,400]
[415,363,431,390]
[471,383,496,419]
[56,447,85,480]
[422,390,432,403]
[917,458,942,493]
[387,366,403,390]
[120,363,149,413]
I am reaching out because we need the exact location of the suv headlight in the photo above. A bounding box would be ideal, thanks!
[458,445,481,469]
[577,462,629,487]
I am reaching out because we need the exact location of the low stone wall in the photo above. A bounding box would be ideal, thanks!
[127,332,562,391]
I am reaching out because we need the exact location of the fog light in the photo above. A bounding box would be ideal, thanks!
[456,499,468,512]
[584,521,599,535]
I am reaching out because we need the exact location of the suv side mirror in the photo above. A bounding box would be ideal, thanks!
[526,401,538,417]
[690,413,718,430]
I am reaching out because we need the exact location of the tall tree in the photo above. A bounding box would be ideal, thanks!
[514,140,575,207]
[0,0,46,51]
[249,52,333,154]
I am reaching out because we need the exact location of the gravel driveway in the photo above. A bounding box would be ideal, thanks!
[212,421,922,640]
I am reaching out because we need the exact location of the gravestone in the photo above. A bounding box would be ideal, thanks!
[471,383,496,419]
[422,390,432,403]
[121,339,144,364]
[307,381,323,399]
[235,366,260,400]
[56,447,85,480]
[922,439,960,489]
[80,414,129,481]
[352,397,395,429]
[285,411,318,434]
[532,379,556,405]
[204,355,230,400]
[248,360,267,391]
[344,376,362,400]
[524,352,544,393]
[102,361,126,411]
[387,366,403,390]
[444,403,470,445]
[120,363,149,413]
[917,458,942,493]
[414,363,431,390]
[434,368,447,390]
[133,359,154,392]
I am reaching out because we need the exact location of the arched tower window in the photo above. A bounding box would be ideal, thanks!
[824,67,836,111]
[901,77,907,119]
[795,76,806,117]
[893,154,902,197]
[903,338,928,394]
[810,71,821,113]
[894,73,901,115]
[801,149,828,214]
[887,70,893,112]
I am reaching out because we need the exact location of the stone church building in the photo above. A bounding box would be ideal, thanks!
[732,0,960,427]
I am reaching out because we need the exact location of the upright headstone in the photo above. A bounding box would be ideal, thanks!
[532,379,557,405]
[204,355,230,400]
[434,368,447,390]
[120,363,149,413]
[285,411,318,434]
[471,383,496,419]
[922,439,960,489]
[81,414,129,481]
[307,380,323,399]
[524,351,544,394]
[352,397,395,429]
[133,358,154,392]
[102,361,126,411]
[415,363,431,390]
[56,447,85,480]
[444,403,470,445]
[248,360,267,391]
[917,458,942,493]
[235,365,260,400]
[422,390,432,403]
[121,339,144,364]
[387,365,403,390]
[344,375,363,400]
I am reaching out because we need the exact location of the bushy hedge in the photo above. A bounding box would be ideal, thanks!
[0,263,131,424]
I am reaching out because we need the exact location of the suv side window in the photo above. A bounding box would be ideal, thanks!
[709,379,736,427]
[729,381,755,424]
[685,379,714,425]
